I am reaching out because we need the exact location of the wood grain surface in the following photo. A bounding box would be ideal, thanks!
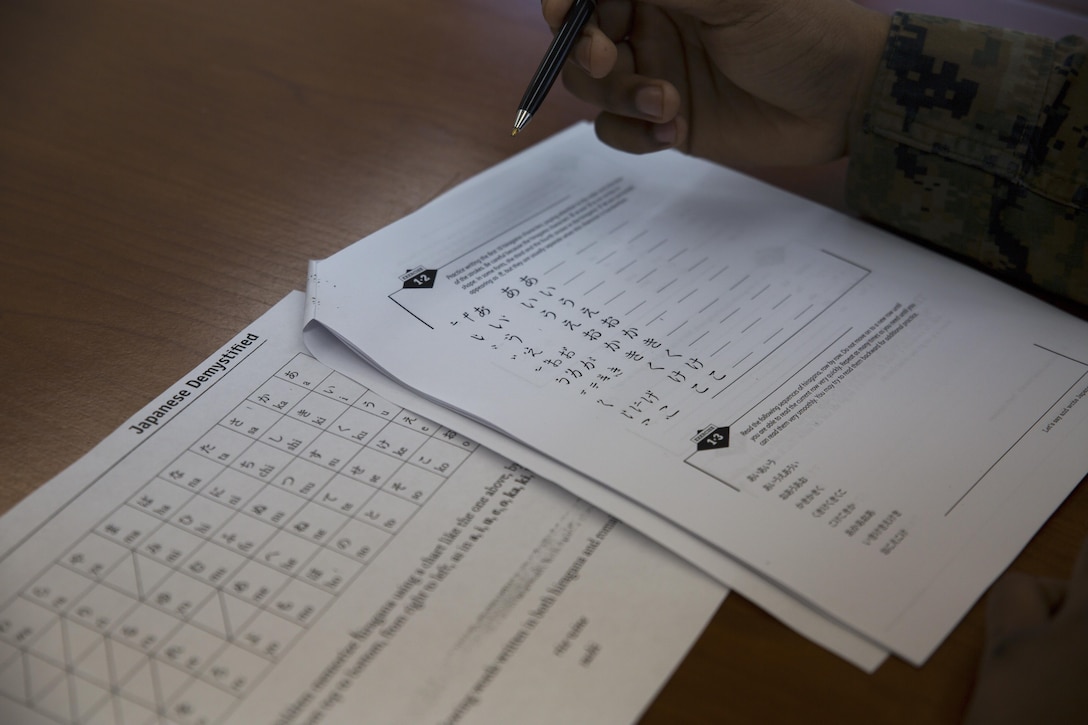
[2,2,1085,722]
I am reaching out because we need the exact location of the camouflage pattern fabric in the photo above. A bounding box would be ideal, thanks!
[847,12,1087,306]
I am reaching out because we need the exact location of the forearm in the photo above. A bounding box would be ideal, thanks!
[847,12,1088,306]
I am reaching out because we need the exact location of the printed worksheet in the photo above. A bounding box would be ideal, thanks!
[307,123,1088,664]
[0,292,725,725]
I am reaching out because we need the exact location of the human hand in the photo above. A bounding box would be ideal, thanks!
[541,0,890,167]
[963,536,1088,724]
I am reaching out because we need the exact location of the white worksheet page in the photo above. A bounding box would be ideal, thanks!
[307,123,1088,664]
[0,292,725,725]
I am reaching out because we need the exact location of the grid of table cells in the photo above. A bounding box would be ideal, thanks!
[0,354,477,724]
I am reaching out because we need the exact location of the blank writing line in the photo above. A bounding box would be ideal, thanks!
[668,320,688,337]
[689,257,710,273]
[607,220,629,236]
[709,264,730,282]
[772,294,792,310]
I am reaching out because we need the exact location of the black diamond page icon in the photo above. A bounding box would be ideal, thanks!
[696,426,730,451]
[402,269,437,289]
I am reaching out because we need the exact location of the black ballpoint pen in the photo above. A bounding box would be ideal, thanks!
[512,0,597,135]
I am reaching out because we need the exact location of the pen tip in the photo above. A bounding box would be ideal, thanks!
[512,109,532,137]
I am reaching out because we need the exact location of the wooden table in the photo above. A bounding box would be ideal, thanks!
[3,1,1085,722]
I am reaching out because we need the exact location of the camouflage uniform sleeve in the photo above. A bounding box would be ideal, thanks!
[846,12,1087,306]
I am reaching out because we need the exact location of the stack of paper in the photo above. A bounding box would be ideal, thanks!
[306,123,1088,668]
